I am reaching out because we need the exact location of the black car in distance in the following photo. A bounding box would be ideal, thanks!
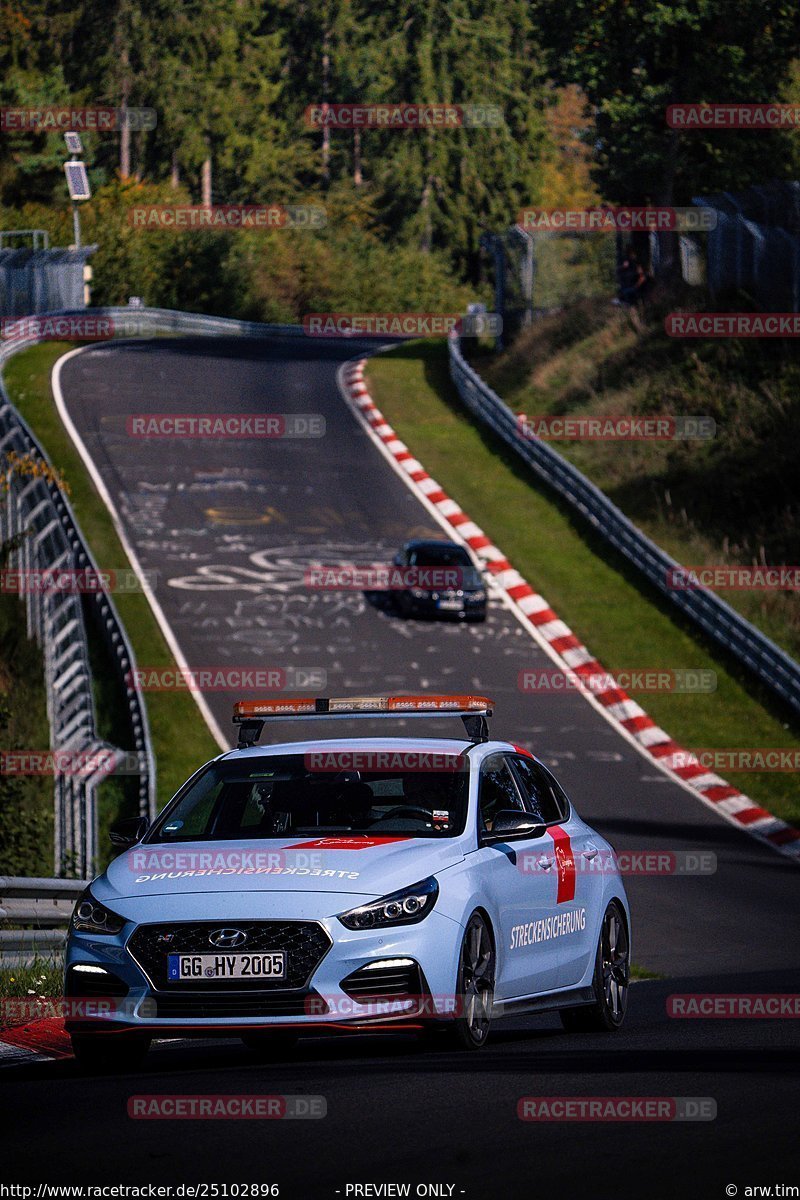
[392,538,488,622]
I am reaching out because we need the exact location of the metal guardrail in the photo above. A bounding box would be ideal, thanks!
[0,876,86,967]
[0,327,160,878]
[0,306,304,879]
[0,385,147,878]
[86,305,307,340]
[448,331,800,716]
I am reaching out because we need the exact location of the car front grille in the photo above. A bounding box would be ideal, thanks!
[127,920,332,991]
[147,989,327,1020]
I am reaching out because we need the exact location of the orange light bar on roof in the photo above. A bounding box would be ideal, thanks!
[235,699,318,718]
[387,695,491,712]
[328,696,390,713]
[233,694,493,720]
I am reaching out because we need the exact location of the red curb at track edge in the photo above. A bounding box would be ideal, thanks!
[341,358,800,862]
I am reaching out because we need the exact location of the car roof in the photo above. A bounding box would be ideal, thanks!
[219,736,517,762]
[404,538,463,550]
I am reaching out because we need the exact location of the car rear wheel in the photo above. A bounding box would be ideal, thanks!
[560,900,629,1033]
[71,1032,151,1072]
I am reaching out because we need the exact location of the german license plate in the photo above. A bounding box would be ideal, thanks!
[167,952,286,982]
[437,598,463,611]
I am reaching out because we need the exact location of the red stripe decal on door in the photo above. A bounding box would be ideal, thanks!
[549,825,576,904]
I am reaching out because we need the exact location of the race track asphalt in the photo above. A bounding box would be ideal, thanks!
[3,335,794,1197]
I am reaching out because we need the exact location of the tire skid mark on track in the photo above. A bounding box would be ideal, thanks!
[340,358,800,862]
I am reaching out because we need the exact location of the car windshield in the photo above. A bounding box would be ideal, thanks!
[407,544,481,587]
[408,544,471,568]
[147,753,470,842]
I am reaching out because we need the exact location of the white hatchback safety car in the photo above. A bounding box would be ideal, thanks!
[65,695,631,1068]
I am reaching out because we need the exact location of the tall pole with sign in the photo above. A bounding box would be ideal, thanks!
[63,132,91,251]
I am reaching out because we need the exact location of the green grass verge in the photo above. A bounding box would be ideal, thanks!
[366,342,800,827]
[0,593,53,875]
[2,342,219,854]
[0,959,63,1014]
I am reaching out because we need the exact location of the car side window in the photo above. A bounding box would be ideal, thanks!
[478,754,525,831]
[538,762,571,820]
[509,755,566,823]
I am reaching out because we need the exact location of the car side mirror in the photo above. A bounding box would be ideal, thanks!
[480,809,547,845]
[109,815,149,849]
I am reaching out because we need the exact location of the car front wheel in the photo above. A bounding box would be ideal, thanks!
[430,912,495,1050]
[560,900,629,1033]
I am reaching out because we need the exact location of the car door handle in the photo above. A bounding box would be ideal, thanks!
[537,856,555,869]
[582,844,599,860]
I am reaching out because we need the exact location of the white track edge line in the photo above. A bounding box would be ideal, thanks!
[52,346,228,752]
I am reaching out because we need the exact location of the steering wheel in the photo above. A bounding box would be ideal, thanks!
[374,805,432,823]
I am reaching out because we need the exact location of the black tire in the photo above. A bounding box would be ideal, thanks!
[423,912,495,1051]
[71,1032,151,1072]
[560,900,630,1033]
[240,1031,298,1059]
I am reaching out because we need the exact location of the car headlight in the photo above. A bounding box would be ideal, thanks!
[71,888,125,935]
[471,589,486,601]
[337,876,439,930]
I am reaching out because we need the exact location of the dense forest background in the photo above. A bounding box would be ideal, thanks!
[1,0,799,319]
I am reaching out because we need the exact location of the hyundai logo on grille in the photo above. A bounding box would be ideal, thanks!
[208,928,247,949]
